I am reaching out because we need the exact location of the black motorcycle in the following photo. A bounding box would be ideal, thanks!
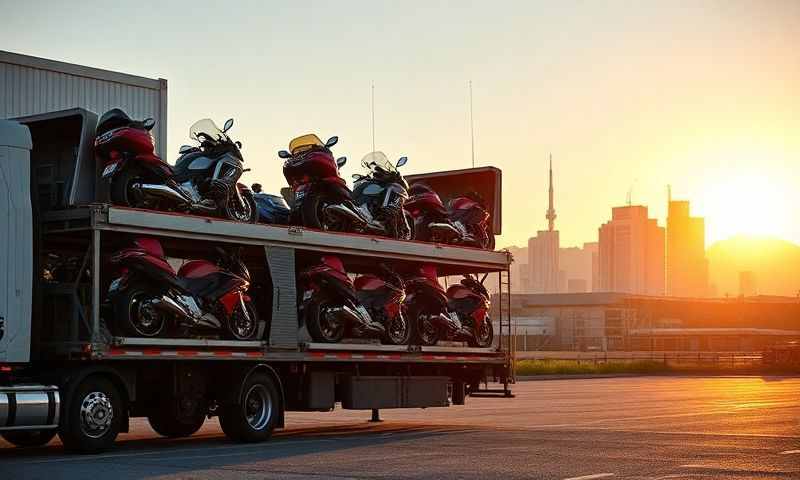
[95,109,256,223]
[351,152,412,240]
[251,183,292,225]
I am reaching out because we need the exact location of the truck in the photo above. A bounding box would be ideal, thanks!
[0,111,514,454]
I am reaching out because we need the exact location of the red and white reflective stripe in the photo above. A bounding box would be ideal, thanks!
[107,348,261,358]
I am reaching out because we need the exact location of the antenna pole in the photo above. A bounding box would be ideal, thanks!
[469,80,475,168]
[371,82,376,152]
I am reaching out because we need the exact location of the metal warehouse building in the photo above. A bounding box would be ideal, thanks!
[0,50,167,158]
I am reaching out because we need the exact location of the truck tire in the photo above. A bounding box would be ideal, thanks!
[219,372,279,443]
[58,376,124,453]
[147,400,206,438]
[1,429,57,447]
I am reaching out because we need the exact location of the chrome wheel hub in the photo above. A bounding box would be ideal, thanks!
[244,385,272,430]
[80,392,113,439]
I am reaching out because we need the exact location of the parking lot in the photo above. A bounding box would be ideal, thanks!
[2,376,799,479]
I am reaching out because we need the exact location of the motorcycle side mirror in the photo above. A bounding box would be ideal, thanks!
[178,145,194,154]
[223,118,234,132]
[336,157,347,168]
[235,140,242,149]
[278,150,291,159]
[325,136,339,148]
[396,156,408,168]
[143,118,155,131]
[352,174,362,181]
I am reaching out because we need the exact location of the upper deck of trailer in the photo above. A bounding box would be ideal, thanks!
[43,204,513,274]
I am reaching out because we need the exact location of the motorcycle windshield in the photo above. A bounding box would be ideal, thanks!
[360,151,397,174]
[190,119,228,143]
[289,134,325,155]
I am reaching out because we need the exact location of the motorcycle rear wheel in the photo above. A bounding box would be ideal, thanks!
[408,305,439,346]
[306,299,346,343]
[109,166,145,208]
[302,195,349,232]
[113,282,168,338]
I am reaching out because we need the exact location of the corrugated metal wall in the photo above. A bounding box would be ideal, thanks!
[0,51,167,158]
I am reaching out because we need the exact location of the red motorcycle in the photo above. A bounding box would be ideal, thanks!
[446,274,493,347]
[403,265,470,346]
[95,109,256,222]
[279,134,368,232]
[404,184,494,249]
[354,266,410,345]
[107,237,263,340]
[298,256,385,343]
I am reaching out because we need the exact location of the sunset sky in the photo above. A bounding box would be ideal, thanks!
[4,0,799,248]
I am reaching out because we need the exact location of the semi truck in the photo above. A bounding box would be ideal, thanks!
[0,112,514,454]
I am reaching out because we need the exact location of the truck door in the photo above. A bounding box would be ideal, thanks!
[0,120,33,363]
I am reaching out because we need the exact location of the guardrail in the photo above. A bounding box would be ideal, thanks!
[516,350,765,368]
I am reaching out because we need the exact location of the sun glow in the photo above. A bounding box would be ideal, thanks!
[701,172,788,246]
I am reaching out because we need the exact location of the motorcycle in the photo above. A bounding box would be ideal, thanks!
[404,183,462,244]
[107,237,263,340]
[95,109,257,223]
[446,274,494,347]
[448,192,495,250]
[298,255,385,343]
[404,184,494,249]
[354,265,410,345]
[251,183,292,225]
[280,134,386,233]
[403,265,470,346]
[351,152,412,240]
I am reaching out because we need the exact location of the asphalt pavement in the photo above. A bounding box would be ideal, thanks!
[2,376,799,479]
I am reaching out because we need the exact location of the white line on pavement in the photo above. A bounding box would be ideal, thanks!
[563,474,615,480]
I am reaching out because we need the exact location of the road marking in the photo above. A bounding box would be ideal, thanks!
[563,474,615,480]
[779,449,800,455]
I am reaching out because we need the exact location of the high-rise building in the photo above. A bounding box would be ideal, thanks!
[598,205,665,295]
[666,199,708,297]
[528,157,560,293]
[559,242,598,292]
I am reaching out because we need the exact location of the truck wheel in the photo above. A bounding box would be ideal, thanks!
[219,372,280,443]
[113,282,168,338]
[147,399,206,438]
[58,376,123,453]
[1,429,57,447]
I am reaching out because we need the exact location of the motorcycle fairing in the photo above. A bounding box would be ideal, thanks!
[254,193,291,224]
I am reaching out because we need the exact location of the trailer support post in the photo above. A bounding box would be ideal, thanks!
[91,229,101,344]
[370,408,382,422]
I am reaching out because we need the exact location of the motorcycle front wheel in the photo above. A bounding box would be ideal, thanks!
[224,191,257,223]
[383,312,411,345]
[113,281,168,338]
[226,298,261,341]
[469,315,494,348]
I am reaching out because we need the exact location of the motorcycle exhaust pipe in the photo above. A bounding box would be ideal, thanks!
[329,305,385,335]
[324,204,368,226]
[150,295,192,319]
[132,183,193,206]
[428,222,461,238]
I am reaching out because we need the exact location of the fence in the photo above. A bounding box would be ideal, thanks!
[516,350,765,368]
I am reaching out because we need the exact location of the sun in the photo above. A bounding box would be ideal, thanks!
[700,171,788,245]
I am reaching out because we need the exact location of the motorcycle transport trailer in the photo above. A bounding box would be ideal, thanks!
[0,118,514,453]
